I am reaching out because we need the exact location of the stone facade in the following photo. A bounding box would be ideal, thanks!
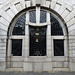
[0,0,75,72]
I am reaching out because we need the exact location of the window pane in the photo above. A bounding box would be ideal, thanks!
[40,11,46,23]
[12,14,26,35]
[29,10,36,23]
[54,40,64,56]
[12,39,22,56]
[50,13,63,35]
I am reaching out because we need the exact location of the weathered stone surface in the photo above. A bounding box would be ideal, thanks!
[0,0,75,72]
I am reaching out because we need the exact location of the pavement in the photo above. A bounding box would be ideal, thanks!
[0,72,75,75]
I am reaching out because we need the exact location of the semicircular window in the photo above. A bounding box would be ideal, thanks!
[50,13,63,36]
[12,14,26,35]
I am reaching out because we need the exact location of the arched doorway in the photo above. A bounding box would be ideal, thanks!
[7,6,68,71]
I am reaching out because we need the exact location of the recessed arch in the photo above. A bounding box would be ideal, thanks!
[6,6,69,71]
[7,6,68,36]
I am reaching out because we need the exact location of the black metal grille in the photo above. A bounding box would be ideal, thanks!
[40,11,46,23]
[50,13,63,35]
[29,10,36,23]
[54,40,64,56]
[29,26,47,56]
[12,39,22,56]
[12,14,26,35]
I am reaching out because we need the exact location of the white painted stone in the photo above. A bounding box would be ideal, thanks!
[31,0,36,6]
[45,1,50,7]
[68,24,75,32]
[58,5,66,15]
[57,0,64,5]
[11,62,23,68]
[61,9,69,18]
[10,0,20,5]
[15,3,22,12]
[2,12,12,22]
[0,54,6,58]
[69,62,75,71]
[65,4,73,12]
[43,63,52,71]
[54,3,61,12]
[69,30,75,35]
[25,1,30,8]
[0,23,7,31]
[0,62,6,71]
[0,0,7,4]
[0,17,9,26]
[24,63,33,71]
[6,9,15,18]
[0,58,5,62]
[33,63,43,72]
[19,0,26,9]
[67,18,75,27]
[51,0,56,9]
[64,12,74,22]
[52,57,68,62]
[10,5,18,14]
[64,62,69,67]
[9,57,24,62]
[53,68,70,71]
[0,50,6,54]
[53,62,63,68]
[6,68,23,72]
[0,36,7,39]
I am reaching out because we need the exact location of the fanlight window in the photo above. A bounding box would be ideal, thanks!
[8,9,66,57]
[12,14,26,35]
[50,13,63,36]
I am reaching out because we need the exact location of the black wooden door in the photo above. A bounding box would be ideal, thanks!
[29,26,47,56]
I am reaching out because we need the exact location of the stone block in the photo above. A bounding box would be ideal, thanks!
[0,62,6,71]
[64,12,74,22]
[25,1,30,8]
[2,11,12,22]
[19,0,26,9]
[0,23,7,31]
[64,62,69,68]
[15,3,22,12]
[24,63,33,71]
[58,6,65,15]
[10,5,18,14]
[67,18,75,27]
[11,62,23,68]
[53,62,63,68]
[33,63,42,72]
[68,24,75,32]
[45,1,50,7]
[6,8,15,18]
[51,1,56,9]
[61,9,69,18]
[54,3,61,12]
[43,63,52,71]
[0,17,9,26]
[69,62,75,71]
[53,68,70,71]
[31,0,36,6]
